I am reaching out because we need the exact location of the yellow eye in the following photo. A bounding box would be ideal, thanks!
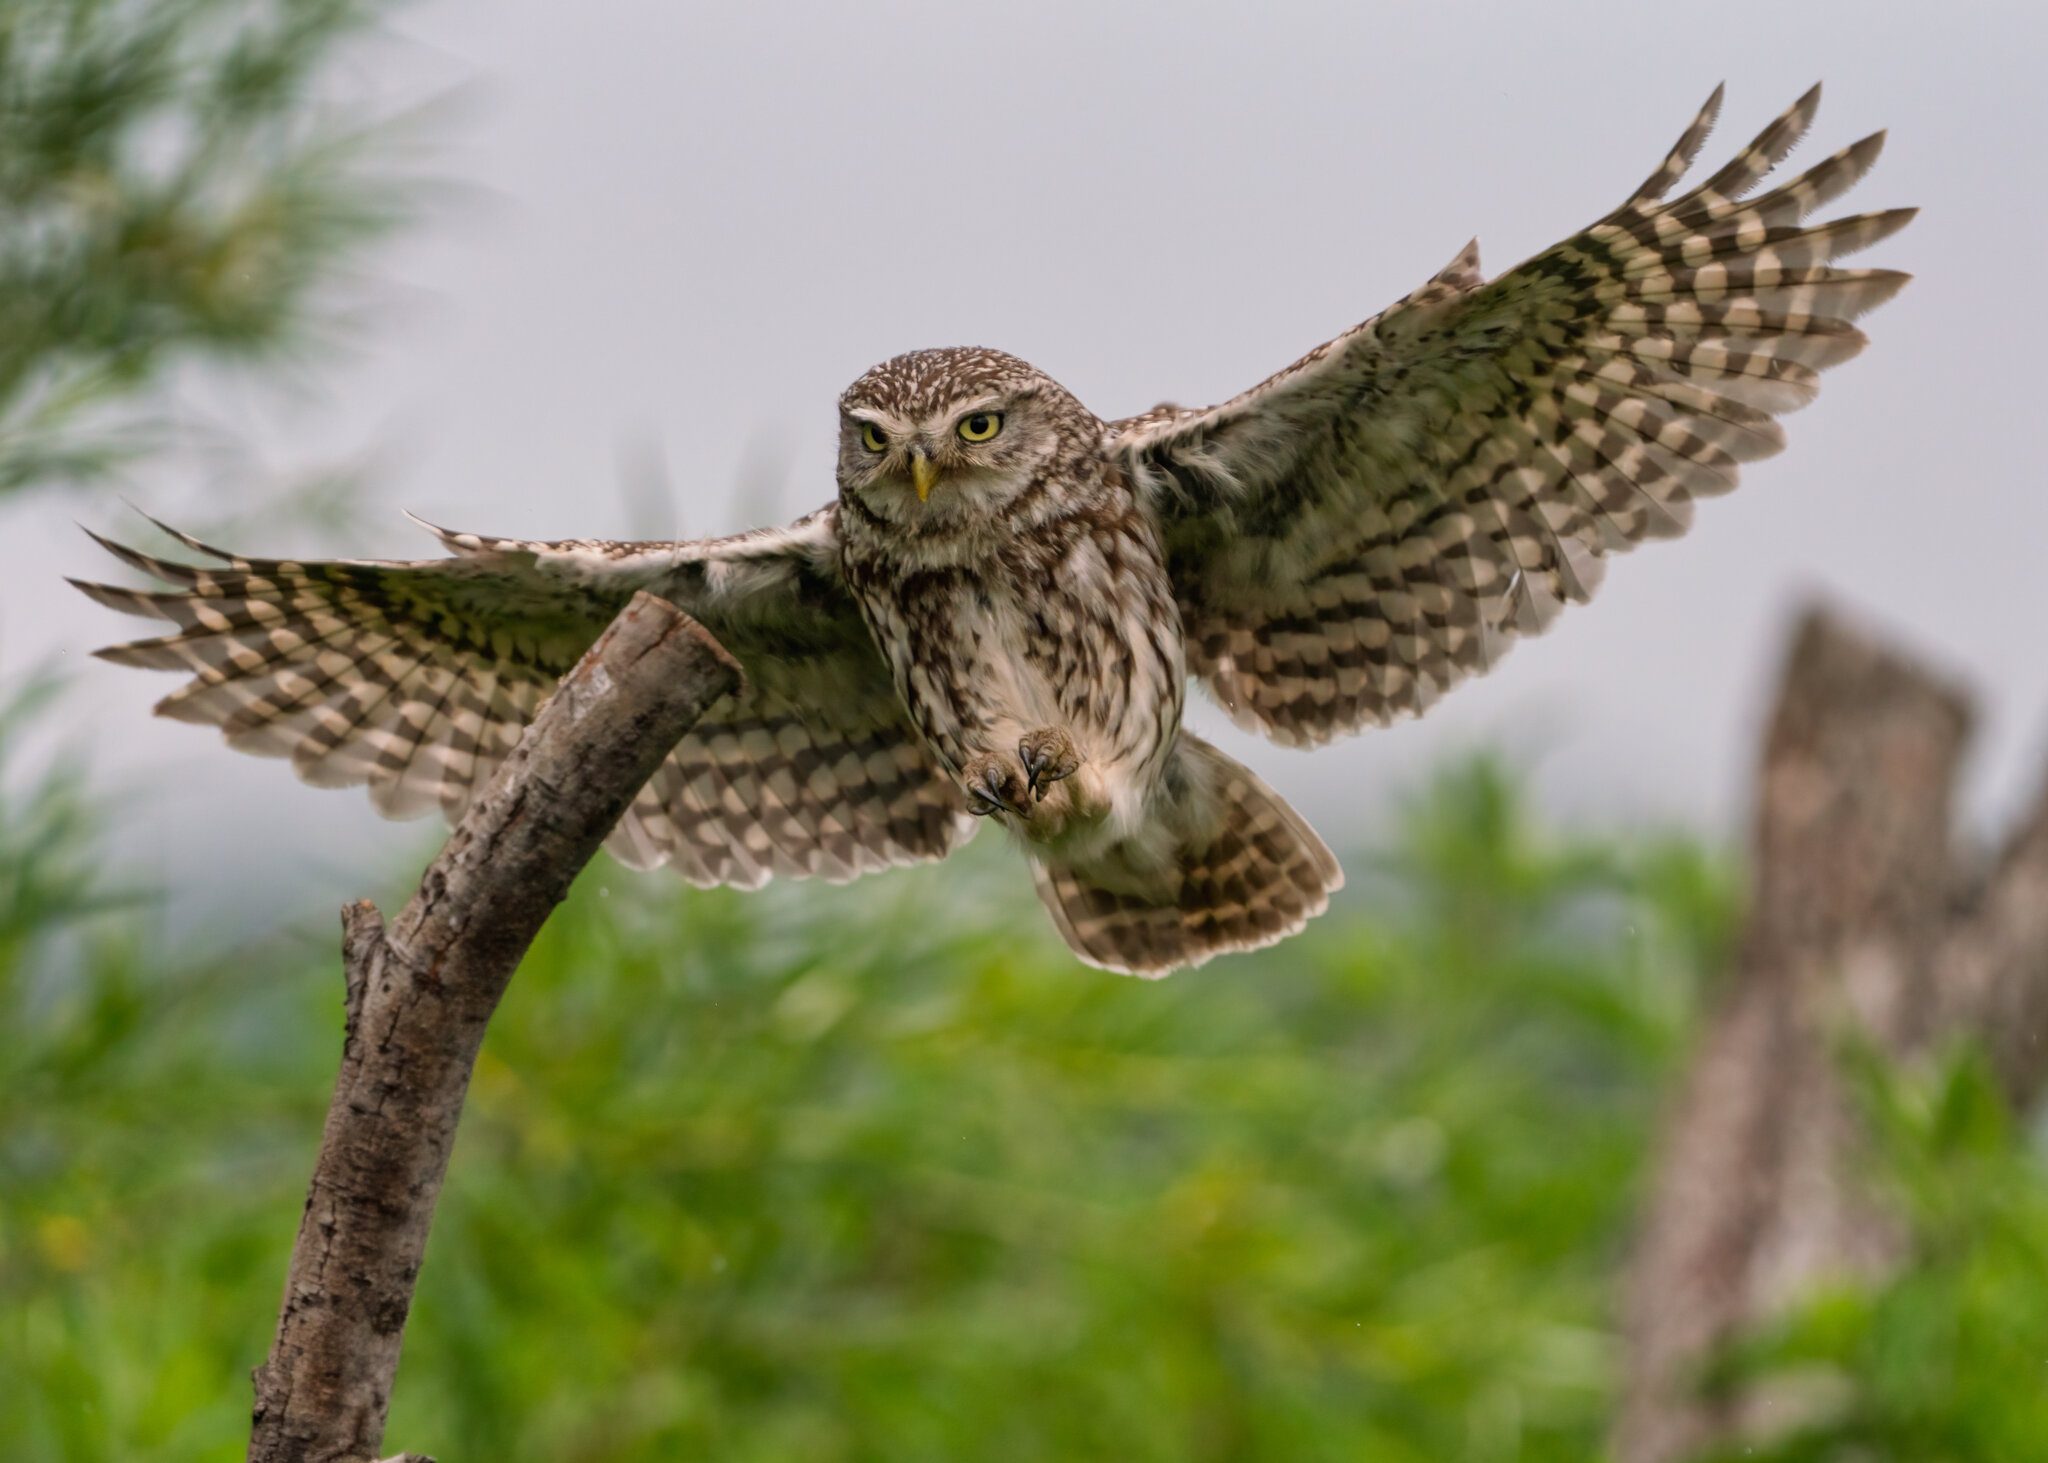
[859,422,888,453]
[956,411,1003,444]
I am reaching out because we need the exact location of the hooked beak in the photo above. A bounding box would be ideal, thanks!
[910,450,938,504]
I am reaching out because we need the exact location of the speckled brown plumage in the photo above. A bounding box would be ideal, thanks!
[75,86,1907,975]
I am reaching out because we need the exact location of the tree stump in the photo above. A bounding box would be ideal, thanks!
[1613,604,2048,1462]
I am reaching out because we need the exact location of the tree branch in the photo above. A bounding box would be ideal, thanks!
[246,592,741,1463]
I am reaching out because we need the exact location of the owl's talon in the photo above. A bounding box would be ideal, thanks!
[1019,726,1081,801]
[962,755,1026,818]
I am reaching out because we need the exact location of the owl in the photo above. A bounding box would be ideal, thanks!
[75,87,1908,975]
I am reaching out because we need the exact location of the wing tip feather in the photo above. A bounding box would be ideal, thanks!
[67,577,166,622]
[120,502,240,564]
[403,509,488,555]
[1629,83,1728,206]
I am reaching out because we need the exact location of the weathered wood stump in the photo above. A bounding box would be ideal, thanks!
[1614,605,2048,1462]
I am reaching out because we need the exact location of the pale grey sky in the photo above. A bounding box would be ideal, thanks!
[8,0,2045,922]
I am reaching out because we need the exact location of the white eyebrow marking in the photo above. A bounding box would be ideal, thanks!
[943,395,1006,423]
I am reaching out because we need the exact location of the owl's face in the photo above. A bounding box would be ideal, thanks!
[835,347,1089,533]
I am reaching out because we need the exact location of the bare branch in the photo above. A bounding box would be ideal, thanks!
[247,592,740,1463]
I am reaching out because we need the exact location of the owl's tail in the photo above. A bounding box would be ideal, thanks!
[1030,735,1343,977]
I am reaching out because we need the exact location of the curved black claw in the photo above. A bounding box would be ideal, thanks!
[1018,727,1080,802]
[963,756,1026,818]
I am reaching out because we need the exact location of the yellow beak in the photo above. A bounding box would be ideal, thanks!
[911,453,938,504]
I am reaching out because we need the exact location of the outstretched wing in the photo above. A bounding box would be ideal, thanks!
[73,506,975,886]
[1112,85,1910,746]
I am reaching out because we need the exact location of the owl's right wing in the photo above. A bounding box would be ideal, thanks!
[73,505,976,887]
[1109,86,1910,746]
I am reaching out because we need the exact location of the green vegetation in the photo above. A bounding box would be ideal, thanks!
[1700,1044,2048,1463]
[2,758,1709,1461]
[5,745,2045,1461]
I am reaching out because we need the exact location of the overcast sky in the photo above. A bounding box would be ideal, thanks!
[7,0,2044,924]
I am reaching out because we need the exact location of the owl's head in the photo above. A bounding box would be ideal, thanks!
[836,347,1094,531]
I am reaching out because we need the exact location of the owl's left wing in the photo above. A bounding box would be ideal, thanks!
[73,506,976,886]
[1110,86,1911,746]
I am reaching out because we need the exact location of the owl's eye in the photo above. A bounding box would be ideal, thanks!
[956,411,1004,444]
[859,422,888,454]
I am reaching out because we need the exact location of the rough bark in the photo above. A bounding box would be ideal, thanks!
[1928,769,2048,1108]
[246,592,740,1463]
[1613,604,2048,1463]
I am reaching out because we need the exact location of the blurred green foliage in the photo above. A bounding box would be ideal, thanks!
[1697,1044,2048,1463]
[1,754,1705,1462]
[0,0,402,491]
[5,749,2046,1461]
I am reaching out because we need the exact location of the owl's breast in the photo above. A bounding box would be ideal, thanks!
[845,504,1185,803]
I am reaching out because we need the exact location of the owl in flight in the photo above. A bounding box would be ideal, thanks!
[76,87,1908,975]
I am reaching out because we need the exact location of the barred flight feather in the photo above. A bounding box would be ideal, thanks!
[75,510,974,887]
[1112,84,1910,746]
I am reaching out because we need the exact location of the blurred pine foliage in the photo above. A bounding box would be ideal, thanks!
[0,0,403,492]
